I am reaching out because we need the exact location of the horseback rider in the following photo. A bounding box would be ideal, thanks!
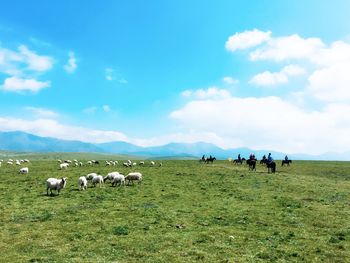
[262,154,266,161]
[285,155,288,161]
[267,153,273,163]
[201,155,205,161]
[238,154,241,162]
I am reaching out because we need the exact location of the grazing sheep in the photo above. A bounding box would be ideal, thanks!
[125,172,142,185]
[103,171,120,182]
[150,161,155,166]
[78,176,88,190]
[85,173,103,187]
[24,159,29,163]
[46,177,67,195]
[111,173,125,186]
[0,161,2,167]
[7,161,13,165]
[86,173,98,180]
[60,163,69,170]
[91,175,104,187]
[139,161,145,165]
[19,167,29,174]
[15,160,21,165]
[132,162,137,166]
[57,159,62,163]
[79,162,83,166]
[123,162,130,167]
[87,160,93,165]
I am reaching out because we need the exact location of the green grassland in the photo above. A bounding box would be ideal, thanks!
[0,158,349,262]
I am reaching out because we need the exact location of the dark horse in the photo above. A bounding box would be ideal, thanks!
[233,157,246,165]
[246,159,257,171]
[281,159,292,166]
[266,161,276,173]
[205,156,216,163]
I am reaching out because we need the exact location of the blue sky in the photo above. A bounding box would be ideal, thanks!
[0,1,350,154]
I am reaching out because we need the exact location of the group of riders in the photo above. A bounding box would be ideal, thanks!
[236,153,289,164]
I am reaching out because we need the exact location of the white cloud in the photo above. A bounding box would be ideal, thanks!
[18,45,53,72]
[102,105,111,112]
[306,62,350,102]
[105,68,114,81]
[249,64,305,86]
[0,117,128,143]
[2,76,50,93]
[118,78,128,84]
[0,44,53,94]
[83,106,97,114]
[25,107,59,118]
[63,51,77,73]
[225,29,271,52]
[181,87,231,100]
[222,76,239,85]
[170,92,350,154]
[249,34,325,61]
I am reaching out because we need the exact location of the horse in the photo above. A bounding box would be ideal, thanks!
[260,158,268,165]
[266,161,276,173]
[199,156,206,163]
[247,159,257,171]
[281,159,292,166]
[233,157,245,165]
[205,156,216,164]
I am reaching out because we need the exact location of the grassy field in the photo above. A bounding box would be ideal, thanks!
[0,158,349,262]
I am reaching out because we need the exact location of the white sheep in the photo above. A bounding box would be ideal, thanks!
[87,160,93,166]
[19,167,29,174]
[125,172,142,185]
[111,173,125,186]
[85,173,103,187]
[0,161,2,167]
[123,162,130,167]
[57,159,62,163]
[78,176,88,190]
[46,177,67,195]
[103,171,120,182]
[150,161,155,166]
[7,161,13,165]
[86,172,98,180]
[24,159,30,163]
[60,163,69,170]
[139,161,145,165]
[15,160,21,165]
[91,175,104,187]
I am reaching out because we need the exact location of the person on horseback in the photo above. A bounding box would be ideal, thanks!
[267,153,273,163]
[285,155,288,161]
[238,154,241,162]
[201,155,205,161]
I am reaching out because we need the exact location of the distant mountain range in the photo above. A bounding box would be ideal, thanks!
[0,131,348,160]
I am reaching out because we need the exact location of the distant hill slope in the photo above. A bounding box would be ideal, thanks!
[0,131,347,160]
[0,131,104,153]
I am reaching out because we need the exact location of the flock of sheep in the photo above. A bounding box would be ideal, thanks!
[2,158,156,196]
[46,171,143,196]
